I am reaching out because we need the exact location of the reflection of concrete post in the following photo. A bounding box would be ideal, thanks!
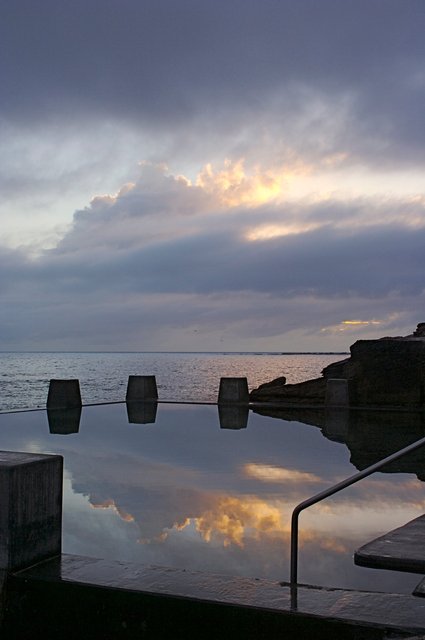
[324,409,349,442]
[47,407,82,434]
[126,402,158,425]
[126,375,158,401]
[0,451,63,570]
[325,379,349,407]
[47,379,82,409]
[218,377,249,405]
[218,405,249,429]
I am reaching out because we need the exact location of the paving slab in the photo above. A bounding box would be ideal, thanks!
[355,514,425,573]
[7,554,425,638]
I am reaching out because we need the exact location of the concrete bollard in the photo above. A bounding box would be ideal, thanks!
[218,377,249,405]
[0,451,63,570]
[126,375,158,402]
[325,379,349,407]
[47,379,82,409]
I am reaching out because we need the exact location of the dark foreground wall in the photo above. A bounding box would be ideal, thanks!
[2,555,417,640]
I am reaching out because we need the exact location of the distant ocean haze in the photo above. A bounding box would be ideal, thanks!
[0,352,345,411]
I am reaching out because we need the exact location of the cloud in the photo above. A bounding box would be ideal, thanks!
[45,165,425,305]
[0,159,424,350]
[1,1,425,349]
[2,1,425,166]
[244,463,322,484]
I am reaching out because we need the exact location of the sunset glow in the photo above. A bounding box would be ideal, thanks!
[243,463,322,484]
[196,159,285,207]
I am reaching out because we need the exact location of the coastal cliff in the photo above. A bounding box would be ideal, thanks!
[250,323,425,408]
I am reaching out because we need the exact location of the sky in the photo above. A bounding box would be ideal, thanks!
[1,0,425,352]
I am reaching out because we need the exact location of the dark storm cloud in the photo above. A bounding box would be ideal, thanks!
[1,0,425,164]
[2,199,424,302]
[37,223,424,300]
[1,1,425,349]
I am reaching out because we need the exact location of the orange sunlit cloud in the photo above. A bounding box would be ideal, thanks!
[245,222,322,241]
[196,158,301,208]
[188,495,288,547]
[244,463,322,484]
[90,497,135,522]
[341,320,381,326]
[153,493,358,556]
[321,318,388,334]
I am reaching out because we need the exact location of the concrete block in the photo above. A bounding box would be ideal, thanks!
[218,377,249,404]
[0,451,63,570]
[126,376,158,402]
[325,379,349,407]
[47,379,82,409]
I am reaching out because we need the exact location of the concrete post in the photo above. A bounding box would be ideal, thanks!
[218,377,249,405]
[47,379,82,409]
[325,379,349,407]
[0,451,63,570]
[126,375,158,402]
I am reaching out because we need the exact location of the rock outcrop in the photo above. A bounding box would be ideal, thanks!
[250,323,425,408]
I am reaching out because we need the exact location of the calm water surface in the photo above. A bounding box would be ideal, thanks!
[0,402,422,595]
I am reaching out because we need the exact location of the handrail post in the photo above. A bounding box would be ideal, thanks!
[290,508,300,584]
[289,433,425,585]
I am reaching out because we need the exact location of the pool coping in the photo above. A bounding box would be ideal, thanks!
[4,553,425,638]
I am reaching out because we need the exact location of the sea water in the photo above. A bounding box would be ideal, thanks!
[0,351,345,411]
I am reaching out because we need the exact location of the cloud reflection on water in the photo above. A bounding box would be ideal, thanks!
[0,403,423,593]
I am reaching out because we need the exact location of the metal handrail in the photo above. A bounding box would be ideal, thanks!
[290,433,425,584]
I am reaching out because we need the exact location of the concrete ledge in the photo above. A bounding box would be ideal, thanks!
[6,554,425,638]
[355,515,425,574]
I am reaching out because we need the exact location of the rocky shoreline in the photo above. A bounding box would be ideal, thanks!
[250,323,425,409]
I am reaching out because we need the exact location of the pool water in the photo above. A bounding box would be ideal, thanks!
[0,402,423,593]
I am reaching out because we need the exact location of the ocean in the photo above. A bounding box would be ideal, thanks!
[0,351,346,411]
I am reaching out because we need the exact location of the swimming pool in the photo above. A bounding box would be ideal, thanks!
[0,402,423,593]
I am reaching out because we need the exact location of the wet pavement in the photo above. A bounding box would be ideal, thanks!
[4,554,425,638]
